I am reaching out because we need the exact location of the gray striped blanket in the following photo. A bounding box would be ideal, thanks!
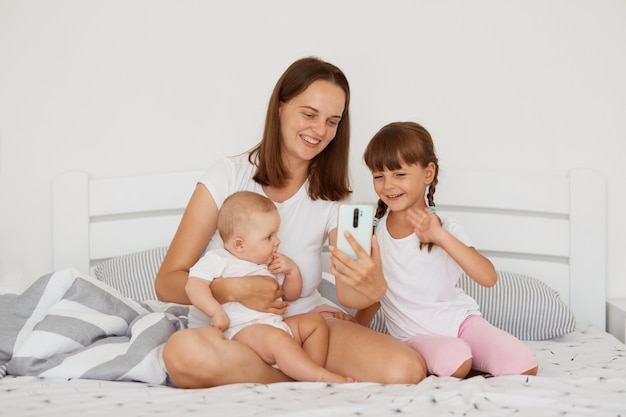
[0,268,188,384]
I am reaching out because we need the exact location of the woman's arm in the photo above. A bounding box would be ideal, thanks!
[329,230,388,310]
[155,184,217,304]
[155,184,289,313]
[186,276,229,331]
[355,302,380,326]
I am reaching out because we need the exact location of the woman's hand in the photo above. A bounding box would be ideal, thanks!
[329,232,387,309]
[326,310,359,323]
[211,275,289,315]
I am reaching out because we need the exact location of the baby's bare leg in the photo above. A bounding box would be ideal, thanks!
[283,312,330,366]
[233,323,353,383]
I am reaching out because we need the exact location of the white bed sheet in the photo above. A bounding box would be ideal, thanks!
[2,324,625,417]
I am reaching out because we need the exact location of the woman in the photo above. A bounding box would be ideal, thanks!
[155,57,427,388]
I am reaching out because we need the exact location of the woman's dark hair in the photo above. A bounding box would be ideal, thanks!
[248,57,351,201]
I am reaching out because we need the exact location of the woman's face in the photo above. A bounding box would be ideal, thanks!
[278,80,346,165]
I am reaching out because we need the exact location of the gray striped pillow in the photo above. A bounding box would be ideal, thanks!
[93,249,571,341]
[94,247,391,334]
[458,270,576,340]
[320,270,575,340]
[93,246,167,301]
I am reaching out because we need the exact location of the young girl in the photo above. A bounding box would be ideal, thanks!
[357,121,538,378]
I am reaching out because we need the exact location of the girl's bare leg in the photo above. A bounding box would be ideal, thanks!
[162,326,292,388]
[234,323,353,383]
[324,318,427,384]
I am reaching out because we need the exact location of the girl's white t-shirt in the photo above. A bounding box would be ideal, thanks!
[377,212,481,340]
[199,154,340,316]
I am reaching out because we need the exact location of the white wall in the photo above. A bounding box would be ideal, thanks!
[1,0,625,296]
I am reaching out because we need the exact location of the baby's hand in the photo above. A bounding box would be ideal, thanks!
[268,252,298,276]
[210,310,230,332]
[407,206,443,244]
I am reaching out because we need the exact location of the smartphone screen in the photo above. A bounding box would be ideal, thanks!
[336,203,374,260]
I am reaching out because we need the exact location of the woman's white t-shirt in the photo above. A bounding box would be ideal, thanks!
[199,154,340,316]
[377,212,481,340]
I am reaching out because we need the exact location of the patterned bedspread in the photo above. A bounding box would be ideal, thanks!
[1,329,625,417]
[2,363,625,416]
[1,270,625,416]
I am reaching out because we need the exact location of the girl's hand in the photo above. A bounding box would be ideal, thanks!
[407,207,498,288]
[407,206,443,244]
[268,252,297,276]
[211,275,289,315]
[329,233,387,309]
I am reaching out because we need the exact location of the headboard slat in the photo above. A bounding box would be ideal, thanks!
[89,171,202,216]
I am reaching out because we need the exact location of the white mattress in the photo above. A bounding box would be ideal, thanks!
[2,324,625,417]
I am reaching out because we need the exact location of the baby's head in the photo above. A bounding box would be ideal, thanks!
[218,191,281,264]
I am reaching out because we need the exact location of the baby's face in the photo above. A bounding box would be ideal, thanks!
[241,210,281,265]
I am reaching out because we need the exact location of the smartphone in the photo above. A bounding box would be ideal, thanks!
[336,203,375,260]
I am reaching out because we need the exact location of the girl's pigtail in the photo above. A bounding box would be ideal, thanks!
[374,199,388,230]
[422,171,439,253]
[426,166,438,208]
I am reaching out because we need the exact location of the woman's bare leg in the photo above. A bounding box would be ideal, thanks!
[234,324,353,383]
[162,326,291,388]
[324,318,427,384]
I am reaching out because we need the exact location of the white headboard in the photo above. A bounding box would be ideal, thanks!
[53,170,203,272]
[52,167,606,330]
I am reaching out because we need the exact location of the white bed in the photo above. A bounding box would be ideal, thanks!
[2,166,625,417]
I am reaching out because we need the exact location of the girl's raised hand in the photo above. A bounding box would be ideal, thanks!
[407,206,443,244]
